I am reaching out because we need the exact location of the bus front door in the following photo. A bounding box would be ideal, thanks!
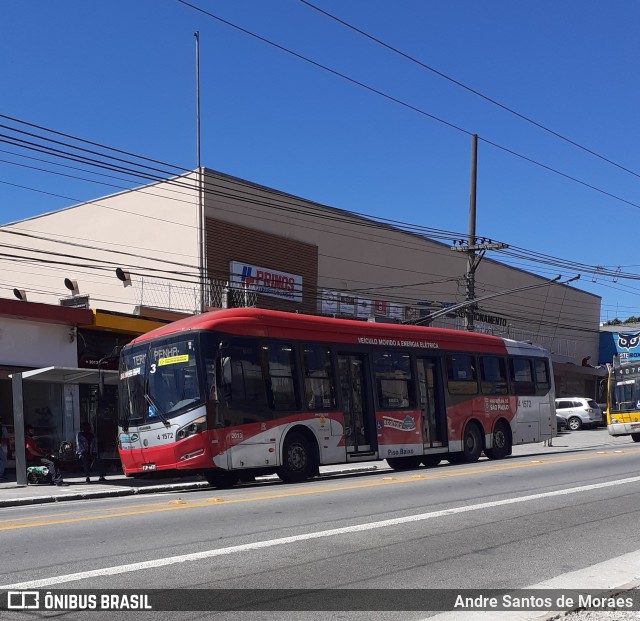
[416,357,446,448]
[337,353,375,454]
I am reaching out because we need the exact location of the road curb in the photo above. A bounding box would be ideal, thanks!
[0,481,210,508]
[0,466,383,508]
[3,446,633,509]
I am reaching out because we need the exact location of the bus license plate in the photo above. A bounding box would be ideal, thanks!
[142,464,156,471]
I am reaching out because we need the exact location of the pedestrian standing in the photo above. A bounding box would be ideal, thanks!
[76,422,106,483]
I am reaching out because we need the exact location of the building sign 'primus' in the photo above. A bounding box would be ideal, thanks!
[230,261,302,303]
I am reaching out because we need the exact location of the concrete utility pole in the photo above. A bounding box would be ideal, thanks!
[451,135,508,331]
[465,134,478,331]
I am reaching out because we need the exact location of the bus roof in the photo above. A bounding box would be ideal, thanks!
[126,308,546,355]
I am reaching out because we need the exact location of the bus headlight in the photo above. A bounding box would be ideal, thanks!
[611,417,619,424]
[176,416,207,440]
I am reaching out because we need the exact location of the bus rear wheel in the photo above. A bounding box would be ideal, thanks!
[632,433,640,442]
[484,421,511,460]
[387,456,422,471]
[278,432,315,483]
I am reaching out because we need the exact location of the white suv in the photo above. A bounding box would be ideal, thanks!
[554,398,603,430]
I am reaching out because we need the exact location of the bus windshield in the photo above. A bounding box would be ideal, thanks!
[611,373,640,412]
[119,336,203,428]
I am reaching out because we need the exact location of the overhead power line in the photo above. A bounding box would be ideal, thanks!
[0,114,637,322]
[0,114,189,174]
[174,1,640,216]
[297,0,640,182]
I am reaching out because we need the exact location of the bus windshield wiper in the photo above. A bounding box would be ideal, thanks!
[144,393,171,427]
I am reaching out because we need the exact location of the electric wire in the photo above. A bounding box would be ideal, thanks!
[173,0,640,215]
[0,120,632,324]
[297,0,640,181]
[1,114,638,287]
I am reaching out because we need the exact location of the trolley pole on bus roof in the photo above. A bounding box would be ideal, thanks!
[195,31,207,314]
[452,134,508,331]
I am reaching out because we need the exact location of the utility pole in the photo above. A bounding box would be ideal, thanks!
[465,134,478,331]
[195,31,206,313]
[451,135,508,331]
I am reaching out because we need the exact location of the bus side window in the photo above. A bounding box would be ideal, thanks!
[212,355,232,403]
[302,345,336,410]
[374,351,413,408]
[480,356,507,395]
[262,342,299,411]
[509,357,535,395]
[219,338,269,425]
[446,354,478,395]
[534,359,550,395]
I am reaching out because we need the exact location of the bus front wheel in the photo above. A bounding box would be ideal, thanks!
[632,433,640,442]
[278,432,315,483]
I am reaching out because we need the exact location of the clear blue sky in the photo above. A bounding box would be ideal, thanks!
[1,1,639,322]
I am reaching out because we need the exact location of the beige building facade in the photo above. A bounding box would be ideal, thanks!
[0,168,603,396]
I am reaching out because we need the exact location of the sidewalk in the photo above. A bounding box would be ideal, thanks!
[0,428,634,508]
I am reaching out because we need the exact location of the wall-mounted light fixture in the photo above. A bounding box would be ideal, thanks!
[13,288,27,301]
[64,278,79,296]
[115,268,132,287]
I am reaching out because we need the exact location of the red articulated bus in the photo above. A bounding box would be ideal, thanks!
[117,308,555,487]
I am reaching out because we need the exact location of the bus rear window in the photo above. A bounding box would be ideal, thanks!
[534,359,551,393]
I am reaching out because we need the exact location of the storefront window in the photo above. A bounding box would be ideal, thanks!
[23,383,65,454]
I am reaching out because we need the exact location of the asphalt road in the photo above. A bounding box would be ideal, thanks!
[2,432,640,620]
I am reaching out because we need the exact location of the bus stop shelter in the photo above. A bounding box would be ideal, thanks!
[10,367,119,486]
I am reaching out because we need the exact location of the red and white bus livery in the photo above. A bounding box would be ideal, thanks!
[118,308,556,487]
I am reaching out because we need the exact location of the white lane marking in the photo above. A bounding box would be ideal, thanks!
[4,475,640,590]
[426,549,640,620]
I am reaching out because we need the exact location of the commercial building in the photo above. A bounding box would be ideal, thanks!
[0,300,170,466]
[0,169,605,456]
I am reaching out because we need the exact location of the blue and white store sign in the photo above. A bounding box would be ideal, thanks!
[229,261,303,303]
[616,331,640,360]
